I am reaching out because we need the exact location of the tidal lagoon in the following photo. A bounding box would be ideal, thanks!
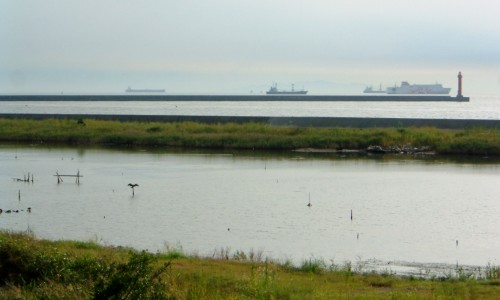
[1,145,499,276]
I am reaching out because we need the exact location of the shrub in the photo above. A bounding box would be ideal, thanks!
[92,251,173,300]
[147,126,161,133]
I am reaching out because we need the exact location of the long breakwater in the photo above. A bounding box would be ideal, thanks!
[0,94,469,102]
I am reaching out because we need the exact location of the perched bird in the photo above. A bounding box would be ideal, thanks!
[128,183,139,196]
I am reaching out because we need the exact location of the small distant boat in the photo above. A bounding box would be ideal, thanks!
[126,86,165,93]
[266,83,308,95]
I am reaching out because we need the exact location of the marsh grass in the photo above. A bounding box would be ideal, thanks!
[0,118,498,155]
[485,263,500,280]
[161,243,186,260]
[1,231,500,299]
[298,258,326,274]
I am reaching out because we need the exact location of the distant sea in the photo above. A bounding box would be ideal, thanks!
[0,95,499,120]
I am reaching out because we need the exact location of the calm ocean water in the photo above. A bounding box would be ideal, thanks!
[1,95,499,119]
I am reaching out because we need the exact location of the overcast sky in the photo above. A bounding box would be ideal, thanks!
[1,0,499,95]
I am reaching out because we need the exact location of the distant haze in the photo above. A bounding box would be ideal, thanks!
[1,0,499,95]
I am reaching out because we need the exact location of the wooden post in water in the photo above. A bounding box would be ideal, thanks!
[14,173,34,183]
[54,171,83,184]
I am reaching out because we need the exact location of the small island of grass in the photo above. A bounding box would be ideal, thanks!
[0,118,498,156]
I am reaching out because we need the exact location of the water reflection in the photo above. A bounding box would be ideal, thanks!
[0,145,499,276]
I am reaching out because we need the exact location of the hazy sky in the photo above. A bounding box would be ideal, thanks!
[1,0,499,95]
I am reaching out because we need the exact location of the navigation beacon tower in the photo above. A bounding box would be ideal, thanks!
[457,72,463,98]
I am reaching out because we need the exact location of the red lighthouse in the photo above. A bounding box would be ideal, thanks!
[457,72,463,97]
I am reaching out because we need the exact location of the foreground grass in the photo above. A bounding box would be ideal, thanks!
[1,231,500,299]
[0,118,499,155]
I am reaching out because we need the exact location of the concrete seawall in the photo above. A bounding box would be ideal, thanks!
[1,113,497,129]
[0,95,469,102]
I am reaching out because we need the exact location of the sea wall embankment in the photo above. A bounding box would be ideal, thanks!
[0,95,469,102]
[1,113,498,129]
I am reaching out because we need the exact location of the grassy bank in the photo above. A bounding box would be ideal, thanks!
[0,118,499,155]
[1,231,499,299]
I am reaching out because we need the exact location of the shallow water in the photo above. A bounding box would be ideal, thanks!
[0,146,499,276]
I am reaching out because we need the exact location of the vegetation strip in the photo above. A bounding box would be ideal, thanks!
[0,231,499,299]
[2,113,499,129]
[0,118,498,155]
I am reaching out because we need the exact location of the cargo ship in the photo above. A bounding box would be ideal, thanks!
[364,81,451,95]
[363,84,385,94]
[266,83,308,95]
[126,87,165,93]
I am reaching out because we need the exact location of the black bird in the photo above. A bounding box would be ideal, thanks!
[128,183,139,196]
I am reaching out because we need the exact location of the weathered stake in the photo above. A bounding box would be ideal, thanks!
[54,171,83,184]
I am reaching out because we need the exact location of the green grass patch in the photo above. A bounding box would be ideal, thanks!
[1,231,500,299]
[0,118,499,155]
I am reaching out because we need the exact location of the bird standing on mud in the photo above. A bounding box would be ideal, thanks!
[128,183,139,196]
